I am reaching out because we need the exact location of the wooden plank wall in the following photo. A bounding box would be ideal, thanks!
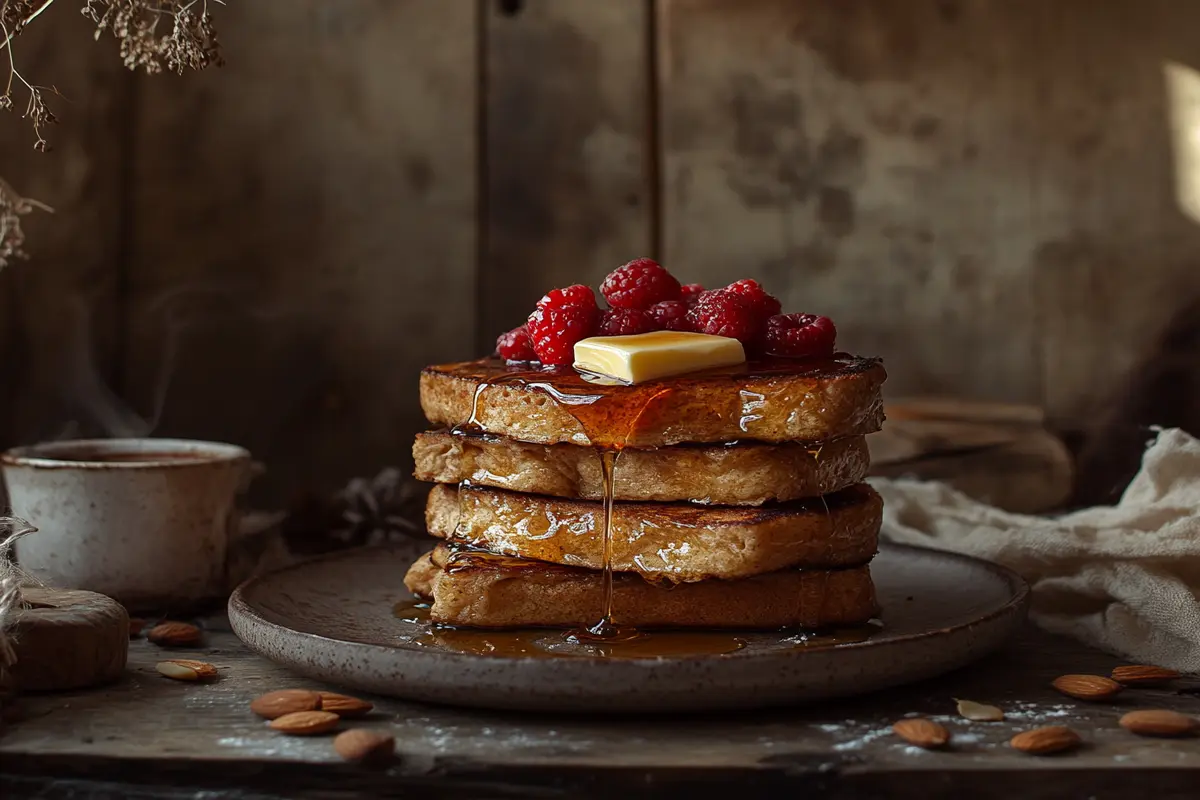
[0,2,128,447]
[3,0,1199,503]
[125,0,478,502]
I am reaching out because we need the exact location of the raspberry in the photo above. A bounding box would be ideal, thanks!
[495,325,536,362]
[598,308,655,336]
[765,313,837,358]
[600,258,682,309]
[537,284,597,311]
[724,279,782,319]
[680,283,706,307]
[527,304,600,366]
[647,300,692,331]
[686,290,761,346]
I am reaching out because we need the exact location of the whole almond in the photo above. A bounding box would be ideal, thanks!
[129,618,146,638]
[334,728,395,764]
[146,621,203,647]
[157,658,218,681]
[319,691,374,718]
[1119,709,1198,738]
[1112,665,1182,687]
[270,710,340,736]
[1010,726,1081,755]
[1051,674,1122,701]
[955,698,1004,722]
[892,718,951,749]
[250,689,323,720]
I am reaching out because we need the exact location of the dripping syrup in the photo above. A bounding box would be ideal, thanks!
[426,356,875,659]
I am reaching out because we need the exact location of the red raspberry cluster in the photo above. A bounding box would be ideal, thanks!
[494,258,837,366]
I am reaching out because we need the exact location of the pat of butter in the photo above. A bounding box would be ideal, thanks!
[573,331,746,384]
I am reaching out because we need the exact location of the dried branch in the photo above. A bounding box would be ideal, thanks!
[84,0,223,75]
[0,175,52,270]
[0,0,224,266]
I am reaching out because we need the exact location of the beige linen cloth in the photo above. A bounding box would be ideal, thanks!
[869,426,1200,672]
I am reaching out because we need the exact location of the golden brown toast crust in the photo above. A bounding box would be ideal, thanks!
[425,483,881,580]
[404,546,878,630]
[419,355,886,447]
[414,431,870,505]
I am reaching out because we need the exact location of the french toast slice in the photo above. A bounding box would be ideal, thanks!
[419,355,886,448]
[425,483,881,580]
[404,545,878,630]
[414,430,870,505]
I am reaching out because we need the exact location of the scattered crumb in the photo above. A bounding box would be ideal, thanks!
[832,727,893,751]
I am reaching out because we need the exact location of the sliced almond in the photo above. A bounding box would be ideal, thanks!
[166,658,218,680]
[1051,674,1122,701]
[156,661,199,681]
[955,698,1004,722]
[250,689,323,720]
[1119,709,1198,738]
[156,659,218,681]
[146,621,203,647]
[1010,726,1081,755]
[1111,665,1182,687]
[892,717,951,749]
[270,710,340,736]
[318,691,374,718]
[334,728,395,764]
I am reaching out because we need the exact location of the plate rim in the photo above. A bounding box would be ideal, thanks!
[229,540,1030,669]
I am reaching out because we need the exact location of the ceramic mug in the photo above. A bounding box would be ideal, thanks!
[1,438,254,612]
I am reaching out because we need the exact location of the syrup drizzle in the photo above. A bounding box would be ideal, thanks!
[584,448,629,639]
[424,357,878,659]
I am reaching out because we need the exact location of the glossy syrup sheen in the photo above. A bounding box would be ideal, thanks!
[438,355,876,442]
[429,352,880,659]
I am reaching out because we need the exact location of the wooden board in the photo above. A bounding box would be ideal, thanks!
[658,0,1200,429]
[480,0,652,350]
[123,0,478,504]
[0,3,129,448]
[2,620,1199,798]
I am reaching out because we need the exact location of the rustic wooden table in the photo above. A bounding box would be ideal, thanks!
[2,617,1198,800]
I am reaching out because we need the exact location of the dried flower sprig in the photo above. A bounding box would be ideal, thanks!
[0,0,223,266]
[83,0,224,75]
[0,175,52,270]
[0,0,224,150]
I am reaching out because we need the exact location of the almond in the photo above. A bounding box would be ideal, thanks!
[1051,674,1122,701]
[1112,665,1182,687]
[955,698,1004,722]
[318,691,374,718]
[269,710,340,736]
[250,689,323,720]
[334,728,395,764]
[892,717,951,749]
[129,618,146,638]
[1119,709,1198,738]
[146,621,203,647]
[1010,726,1081,755]
[156,659,218,681]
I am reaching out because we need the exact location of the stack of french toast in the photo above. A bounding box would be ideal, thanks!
[405,260,887,632]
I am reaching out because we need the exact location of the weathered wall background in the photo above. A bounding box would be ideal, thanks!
[2,0,1199,503]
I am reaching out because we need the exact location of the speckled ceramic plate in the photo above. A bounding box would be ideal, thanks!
[229,540,1028,713]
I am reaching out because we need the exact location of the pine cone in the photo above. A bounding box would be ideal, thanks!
[281,468,427,555]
